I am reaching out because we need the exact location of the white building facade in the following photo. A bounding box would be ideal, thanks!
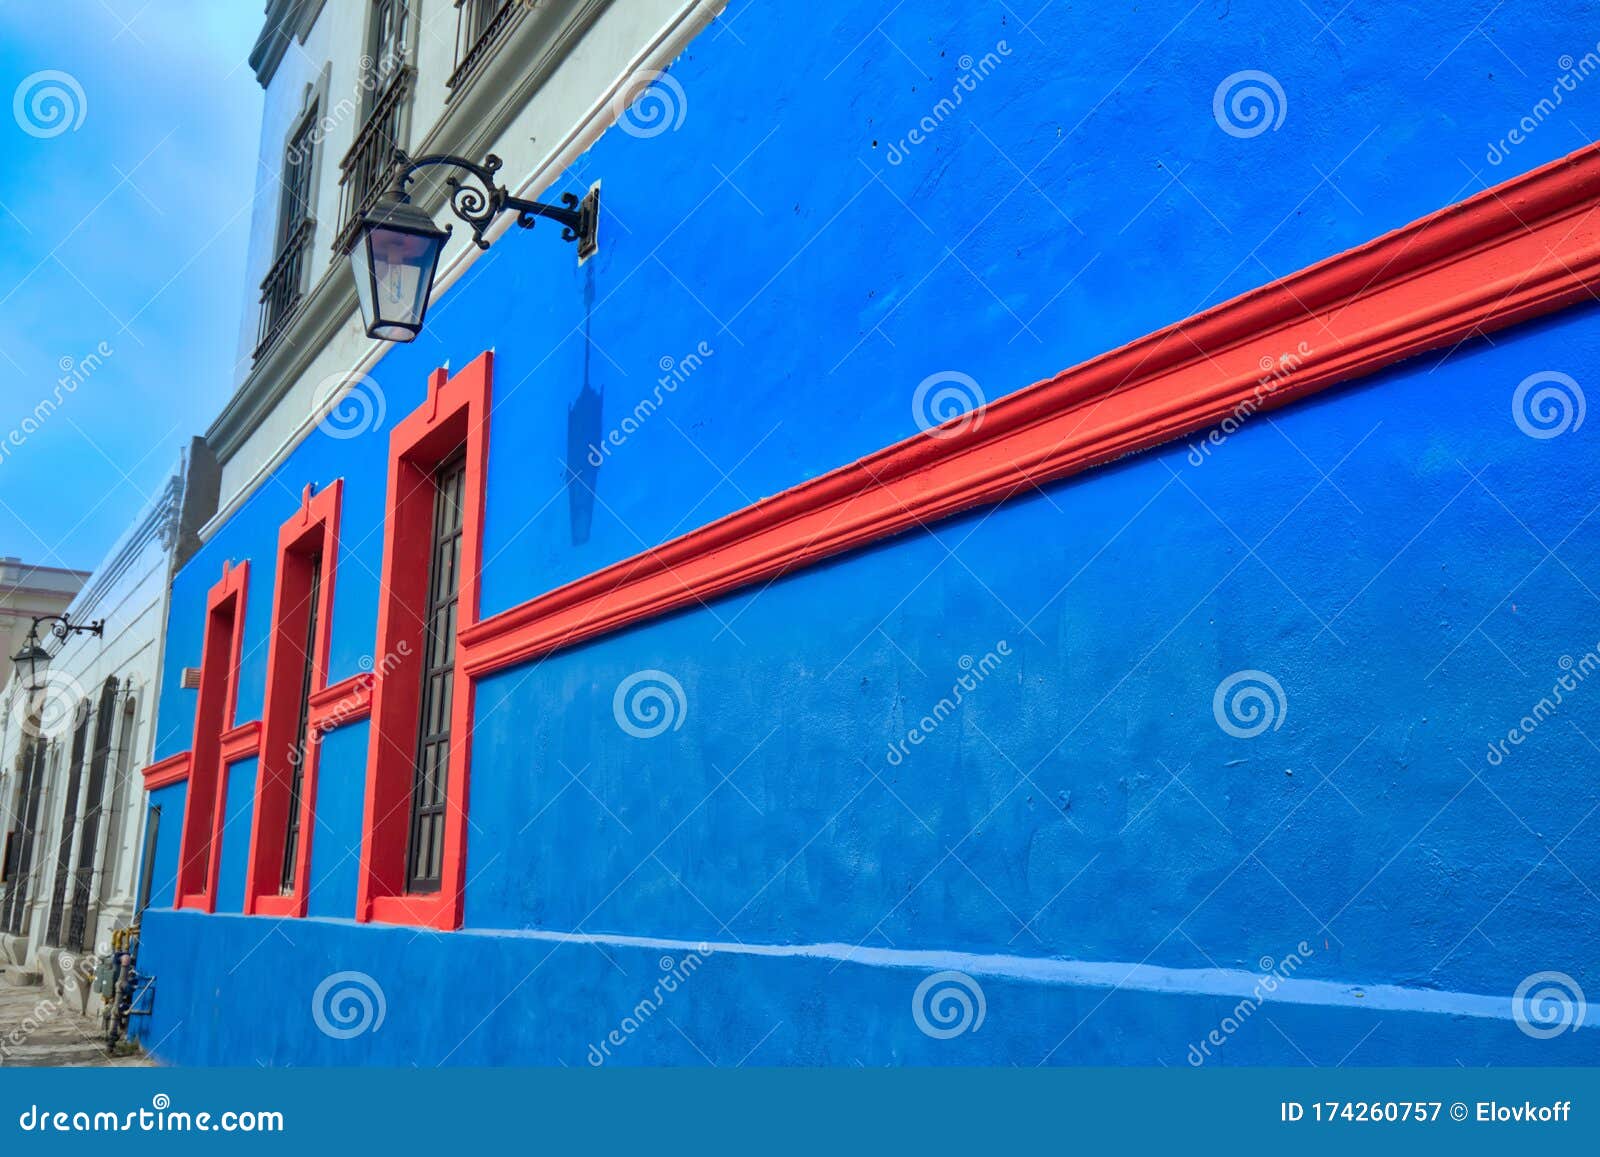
[0,442,216,971]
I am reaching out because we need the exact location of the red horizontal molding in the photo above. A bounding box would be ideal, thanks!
[307,672,375,731]
[220,720,262,765]
[141,751,191,789]
[461,141,1600,679]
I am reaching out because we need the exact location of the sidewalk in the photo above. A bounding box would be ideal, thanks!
[0,965,150,1067]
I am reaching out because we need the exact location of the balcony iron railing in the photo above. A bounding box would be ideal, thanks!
[448,0,529,94]
[333,64,415,255]
[255,215,316,361]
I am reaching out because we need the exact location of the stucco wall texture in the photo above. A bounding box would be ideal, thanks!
[140,0,1600,1065]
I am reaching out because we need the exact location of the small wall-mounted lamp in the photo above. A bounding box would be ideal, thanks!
[8,614,104,691]
[349,150,599,343]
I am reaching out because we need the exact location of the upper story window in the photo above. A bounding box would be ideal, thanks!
[335,1,415,255]
[365,0,409,98]
[278,112,317,249]
[448,0,526,94]
[255,105,320,361]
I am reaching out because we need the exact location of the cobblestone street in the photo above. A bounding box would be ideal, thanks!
[0,967,149,1067]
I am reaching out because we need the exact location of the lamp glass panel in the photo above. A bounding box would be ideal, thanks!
[370,225,439,327]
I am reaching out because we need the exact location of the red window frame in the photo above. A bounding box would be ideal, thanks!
[358,351,491,930]
[175,558,249,912]
[246,480,343,917]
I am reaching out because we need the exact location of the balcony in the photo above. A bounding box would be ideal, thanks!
[447,0,529,95]
[254,216,316,362]
[333,65,415,255]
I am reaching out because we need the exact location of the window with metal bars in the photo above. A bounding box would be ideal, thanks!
[333,0,414,255]
[1,738,49,936]
[365,0,409,94]
[278,109,317,250]
[406,449,467,892]
[66,678,120,951]
[448,0,525,93]
[280,554,323,893]
[256,106,319,360]
[47,706,93,945]
[95,697,140,917]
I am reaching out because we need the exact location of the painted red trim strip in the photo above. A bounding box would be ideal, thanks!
[160,144,1600,933]
[245,480,344,917]
[460,141,1600,678]
[358,351,492,932]
[176,558,249,914]
[140,751,191,790]
[307,672,375,729]
[220,720,262,764]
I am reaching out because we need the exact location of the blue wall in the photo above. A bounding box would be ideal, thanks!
[213,757,257,914]
[142,781,186,911]
[141,0,1600,1065]
[137,908,1594,1066]
[305,721,368,921]
[155,0,1600,755]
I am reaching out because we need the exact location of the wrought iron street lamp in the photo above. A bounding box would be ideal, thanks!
[350,195,449,343]
[8,614,103,691]
[349,151,600,343]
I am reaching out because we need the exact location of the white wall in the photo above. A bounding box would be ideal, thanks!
[0,463,186,966]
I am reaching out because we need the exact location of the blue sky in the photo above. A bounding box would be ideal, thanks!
[0,0,262,572]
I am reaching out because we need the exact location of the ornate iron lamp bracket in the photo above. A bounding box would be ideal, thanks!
[9,613,104,692]
[389,151,599,259]
[35,613,105,644]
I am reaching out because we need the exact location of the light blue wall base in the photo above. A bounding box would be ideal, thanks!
[137,910,1595,1066]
